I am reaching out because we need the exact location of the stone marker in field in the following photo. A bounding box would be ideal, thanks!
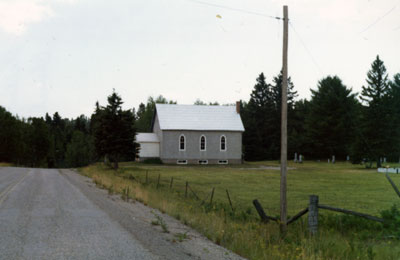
[332,155,335,164]
[294,152,298,163]
[328,159,330,163]
[299,154,303,163]
[383,157,387,163]
[347,155,350,161]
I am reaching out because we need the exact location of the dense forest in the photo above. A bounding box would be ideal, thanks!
[0,55,399,168]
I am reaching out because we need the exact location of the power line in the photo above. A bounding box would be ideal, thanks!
[289,22,324,76]
[360,4,398,34]
[186,0,283,20]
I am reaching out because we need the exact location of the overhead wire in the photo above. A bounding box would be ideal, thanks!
[289,22,324,76]
[185,0,323,77]
[360,2,398,34]
[186,0,283,20]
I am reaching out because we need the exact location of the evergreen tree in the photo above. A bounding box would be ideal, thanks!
[358,56,392,166]
[271,71,298,113]
[360,55,389,103]
[135,95,176,132]
[92,91,137,169]
[0,106,19,162]
[305,76,359,160]
[242,72,298,160]
[194,99,219,105]
[28,117,51,167]
[65,131,95,167]
[271,71,298,159]
[289,99,310,157]
[242,73,275,160]
[388,73,400,161]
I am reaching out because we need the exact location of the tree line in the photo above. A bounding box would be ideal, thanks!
[0,55,399,168]
[0,91,137,169]
[241,55,400,166]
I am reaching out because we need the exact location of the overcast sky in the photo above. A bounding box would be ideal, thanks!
[0,0,399,119]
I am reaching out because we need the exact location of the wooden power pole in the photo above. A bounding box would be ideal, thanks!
[280,5,289,234]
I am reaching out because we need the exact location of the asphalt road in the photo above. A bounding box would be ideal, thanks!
[0,167,243,260]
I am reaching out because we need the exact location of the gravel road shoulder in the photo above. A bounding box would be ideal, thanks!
[60,169,245,260]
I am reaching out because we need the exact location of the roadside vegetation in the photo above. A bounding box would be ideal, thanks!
[0,162,12,167]
[80,161,400,259]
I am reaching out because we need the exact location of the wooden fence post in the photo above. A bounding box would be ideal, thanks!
[308,195,319,235]
[185,181,188,198]
[170,177,173,189]
[210,187,215,204]
[253,199,269,223]
[157,174,160,189]
[226,189,234,211]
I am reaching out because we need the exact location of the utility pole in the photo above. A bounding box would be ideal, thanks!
[280,5,289,234]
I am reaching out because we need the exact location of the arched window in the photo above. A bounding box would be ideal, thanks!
[200,135,206,151]
[179,135,185,151]
[220,135,226,151]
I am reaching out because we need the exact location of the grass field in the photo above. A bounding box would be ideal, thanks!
[0,162,12,167]
[80,161,400,259]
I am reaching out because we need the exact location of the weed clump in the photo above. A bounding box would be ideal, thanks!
[151,213,169,233]
[381,204,400,239]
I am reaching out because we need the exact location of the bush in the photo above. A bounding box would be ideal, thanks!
[381,204,400,238]
[143,158,163,164]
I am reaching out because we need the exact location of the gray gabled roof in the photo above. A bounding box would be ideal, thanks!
[154,104,244,132]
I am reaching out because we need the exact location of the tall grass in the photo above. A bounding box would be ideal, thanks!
[79,162,400,259]
[0,162,13,167]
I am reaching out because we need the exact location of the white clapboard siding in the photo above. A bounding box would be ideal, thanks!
[137,133,160,158]
[139,143,160,158]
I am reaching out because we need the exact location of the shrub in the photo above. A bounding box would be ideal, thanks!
[381,204,400,238]
[143,158,163,164]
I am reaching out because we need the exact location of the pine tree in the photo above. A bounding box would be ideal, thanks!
[242,72,298,160]
[305,76,359,160]
[360,55,389,104]
[28,117,51,167]
[65,131,94,167]
[359,56,392,166]
[242,73,275,160]
[289,99,310,157]
[135,95,176,132]
[388,73,400,161]
[92,91,137,169]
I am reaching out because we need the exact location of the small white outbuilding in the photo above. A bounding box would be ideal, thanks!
[136,133,160,161]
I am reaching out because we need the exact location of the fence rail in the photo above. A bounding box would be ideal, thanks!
[120,168,399,235]
[252,194,387,234]
[318,204,384,223]
[386,173,400,198]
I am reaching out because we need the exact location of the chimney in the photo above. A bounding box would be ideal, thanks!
[236,101,240,114]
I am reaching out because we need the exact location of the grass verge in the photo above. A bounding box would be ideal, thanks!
[0,162,13,167]
[79,161,400,259]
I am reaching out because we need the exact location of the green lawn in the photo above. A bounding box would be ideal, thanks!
[80,161,400,260]
[119,161,399,216]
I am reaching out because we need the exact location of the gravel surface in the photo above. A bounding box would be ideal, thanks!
[0,167,245,260]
